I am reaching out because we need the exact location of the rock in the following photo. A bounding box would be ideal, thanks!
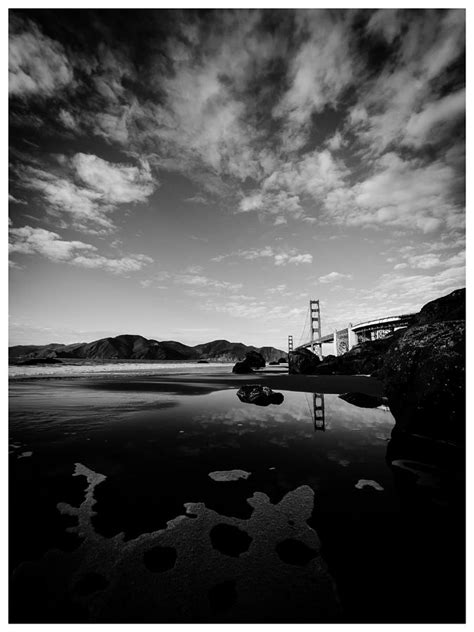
[413,288,465,326]
[269,361,279,366]
[197,360,209,363]
[288,348,321,374]
[18,357,63,366]
[236,385,284,406]
[278,357,287,364]
[244,351,266,369]
[232,360,254,374]
[339,392,387,408]
[313,335,401,376]
[381,321,465,443]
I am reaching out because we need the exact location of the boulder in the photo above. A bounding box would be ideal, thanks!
[278,358,287,364]
[381,321,465,443]
[313,335,401,376]
[236,385,284,406]
[339,392,387,408]
[232,360,254,374]
[288,348,321,374]
[244,351,266,369]
[269,361,279,365]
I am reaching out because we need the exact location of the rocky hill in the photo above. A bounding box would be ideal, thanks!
[9,335,287,364]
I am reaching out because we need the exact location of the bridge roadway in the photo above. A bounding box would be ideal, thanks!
[295,312,416,352]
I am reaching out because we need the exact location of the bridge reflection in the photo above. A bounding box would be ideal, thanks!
[306,392,325,431]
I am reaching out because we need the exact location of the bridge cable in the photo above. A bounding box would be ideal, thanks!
[297,304,310,347]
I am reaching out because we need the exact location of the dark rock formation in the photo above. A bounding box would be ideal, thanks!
[244,350,266,369]
[269,361,278,365]
[236,385,284,406]
[288,348,321,374]
[314,335,403,376]
[339,392,387,408]
[232,360,254,374]
[278,357,287,364]
[382,321,465,443]
[197,360,209,363]
[413,288,465,326]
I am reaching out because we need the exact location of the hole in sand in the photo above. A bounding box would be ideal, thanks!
[209,524,252,557]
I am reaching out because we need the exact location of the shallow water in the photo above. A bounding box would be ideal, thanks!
[9,375,465,623]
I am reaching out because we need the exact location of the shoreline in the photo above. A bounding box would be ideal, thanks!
[8,370,384,396]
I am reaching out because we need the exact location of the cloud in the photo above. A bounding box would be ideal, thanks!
[16,153,157,233]
[9,16,74,98]
[9,225,153,274]
[274,253,312,266]
[184,195,207,204]
[9,194,27,205]
[176,274,243,293]
[349,10,465,154]
[72,153,156,204]
[273,11,355,150]
[324,152,464,234]
[403,89,465,148]
[318,271,352,284]
[211,246,312,266]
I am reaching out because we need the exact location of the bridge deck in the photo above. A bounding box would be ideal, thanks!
[295,312,416,350]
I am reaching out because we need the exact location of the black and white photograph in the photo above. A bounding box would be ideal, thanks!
[8,7,466,624]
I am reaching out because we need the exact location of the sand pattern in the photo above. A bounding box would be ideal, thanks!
[12,462,340,623]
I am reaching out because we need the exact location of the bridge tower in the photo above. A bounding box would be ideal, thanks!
[310,299,323,360]
[287,335,293,370]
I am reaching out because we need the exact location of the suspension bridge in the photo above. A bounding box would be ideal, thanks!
[288,299,416,359]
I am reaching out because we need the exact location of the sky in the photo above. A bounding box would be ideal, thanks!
[8,8,466,349]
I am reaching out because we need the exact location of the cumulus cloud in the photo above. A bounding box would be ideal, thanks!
[9,16,74,98]
[9,225,153,274]
[324,152,464,234]
[16,154,157,233]
[72,153,156,204]
[318,271,352,284]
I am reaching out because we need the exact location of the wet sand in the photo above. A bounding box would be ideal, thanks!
[9,369,464,623]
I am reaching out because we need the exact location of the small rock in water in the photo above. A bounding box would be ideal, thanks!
[209,470,251,482]
[355,479,384,491]
[236,385,284,406]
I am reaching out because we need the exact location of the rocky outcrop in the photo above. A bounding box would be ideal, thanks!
[232,360,254,374]
[382,321,465,443]
[313,335,403,376]
[236,385,284,406]
[413,288,465,326]
[244,351,265,369]
[288,348,321,374]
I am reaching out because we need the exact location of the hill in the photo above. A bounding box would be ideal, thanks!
[9,335,287,364]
